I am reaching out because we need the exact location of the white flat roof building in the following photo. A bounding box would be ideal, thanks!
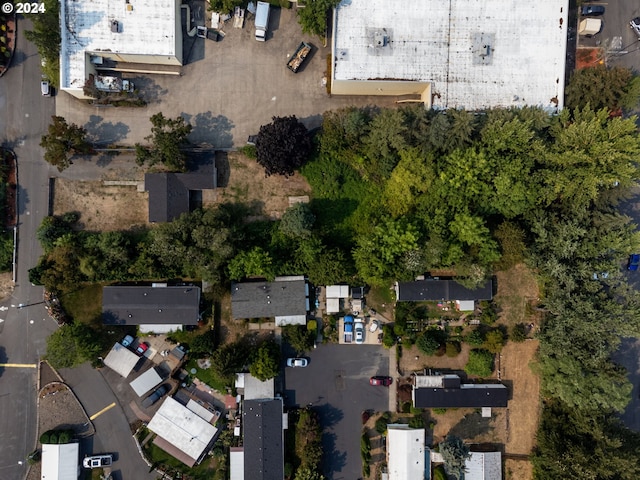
[41,443,79,480]
[387,424,425,480]
[103,342,140,378]
[331,0,568,111]
[60,0,183,98]
[130,367,163,397]
[466,451,502,480]
[148,397,218,466]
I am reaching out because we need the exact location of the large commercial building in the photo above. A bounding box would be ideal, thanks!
[331,0,568,111]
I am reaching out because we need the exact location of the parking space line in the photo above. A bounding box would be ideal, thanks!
[89,402,116,420]
[0,363,37,368]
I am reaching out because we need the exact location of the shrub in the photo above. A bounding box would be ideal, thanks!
[416,328,447,355]
[410,406,422,415]
[48,431,58,444]
[39,431,50,444]
[57,430,71,444]
[445,341,461,357]
[465,349,494,377]
[479,301,497,324]
[401,402,411,413]
[484,329,504,354]
[510,323,527,342]
[464,328,485,346]
[375,415,389,435]
[433,465,447,480]
[433,408,447,415]
[408,414,425,429]
[307,319,317,332]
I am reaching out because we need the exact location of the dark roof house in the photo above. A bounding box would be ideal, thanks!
[242,399,284,480]
[412,374,508,409]
[102,285,200,333]
[231,277,309,326]
[144,156,216,222]
[395,278,493,302]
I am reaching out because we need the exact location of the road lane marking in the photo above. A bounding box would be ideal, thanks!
[0,363,37,368]
[89,402,116,420]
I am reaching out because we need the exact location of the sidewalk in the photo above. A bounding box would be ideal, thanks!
[389,347,397,412]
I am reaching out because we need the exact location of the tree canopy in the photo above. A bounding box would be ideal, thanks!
[40,116,93,171]
[135,113,192,172]
[249,340,281,381]
[439,435,471,480]
[256,116,312,177]
[566,65,640,112]
[46,323,104,368]
[297,0,341,36]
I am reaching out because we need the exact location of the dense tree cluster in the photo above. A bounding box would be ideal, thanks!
[40,116,94,171]
[24,0,61,84]
[135,113,192,172]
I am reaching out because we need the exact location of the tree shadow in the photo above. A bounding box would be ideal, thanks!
[321,431,347,479]
[182,112,235,148]
[448,410,494,440]
[215,151,230,188]
[83,115,131,146]
[135,77,169,105]
[9,49,27,68]
[300,113,323,133]
[316,402,344,429]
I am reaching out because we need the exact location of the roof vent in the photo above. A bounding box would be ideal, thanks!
[111,20,119,33]
[374,31,388,48]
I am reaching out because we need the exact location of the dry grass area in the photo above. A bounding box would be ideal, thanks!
[494,263,540,326]
[505,458,534,480]
[0,272,14,301]
[211,152,312,219]
[53,179,148,231]
[399,343,471,374]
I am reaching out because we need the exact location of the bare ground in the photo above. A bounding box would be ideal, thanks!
[0,271,14,301]
[53,179,149,231]
[211,152,312,219]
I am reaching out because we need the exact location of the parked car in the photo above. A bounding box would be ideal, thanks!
[354,321,364,344]
[370,376,392,386]
[631,17,640,37]
[628,254,640,271]
[286,357,308,367]
[580,5,605,16]
[83,454,113,469]
[40,80,51,96]
[121,335,134,347]
[136,342,149,356]
[369,320,379,333]
[142,384,170,408]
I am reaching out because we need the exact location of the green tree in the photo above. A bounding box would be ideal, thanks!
[227,247,275,281]
[464,349,494,377]
[294,467,325,480]
[24,0,61,85]
[135,113,192,171]
[249,340,281,381]
[40,116,94,171]
[483,330,504,354]
[510,323,527,343]
[280,203,315,239]
[208,0,243,13]
[464,329,485,346]
[297,0,341,36]
[190,330,217,357]
[283,325,314,354]
[565,65,640,111]
[210,341,249,381]
[46,323,104,369]
[256,116,312,177]
[439,435,471,480]
[416,329,447,356]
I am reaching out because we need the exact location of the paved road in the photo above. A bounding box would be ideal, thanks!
[283,344,389,480]
[0,16,57,480]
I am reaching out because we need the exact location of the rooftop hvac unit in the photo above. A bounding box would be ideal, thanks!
[111,20,119,33]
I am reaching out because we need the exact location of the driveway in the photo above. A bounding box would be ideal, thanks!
[283,343,390,480]
[56,3,398,148]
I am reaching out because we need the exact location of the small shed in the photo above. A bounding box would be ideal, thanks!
[326,297,341,314]
[326,285,349,298]
[130,367,163,397]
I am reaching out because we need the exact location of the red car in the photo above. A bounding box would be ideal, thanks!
[370,376,392,386]
[136,342,149,356]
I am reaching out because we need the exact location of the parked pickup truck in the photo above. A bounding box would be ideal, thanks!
[344,314,354,343]
[287,42,311,73]
[83,454,113,469]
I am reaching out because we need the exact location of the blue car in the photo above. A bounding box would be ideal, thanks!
[628,254,640,271]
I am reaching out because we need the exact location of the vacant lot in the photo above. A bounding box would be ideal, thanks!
[53,179,148,231]
[213,152,312,219]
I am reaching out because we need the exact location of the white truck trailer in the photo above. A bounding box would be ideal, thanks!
[255,1,270,41]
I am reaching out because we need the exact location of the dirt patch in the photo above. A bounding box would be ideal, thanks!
[211,152,312,219]
[53,179,149,231]
[399,343,471,375]
[0,271,14,300]
[576,47,604,69]
[494,264,540,326]
[505,458,533,480]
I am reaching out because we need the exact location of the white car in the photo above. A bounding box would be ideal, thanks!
[40,80,51,96]
[355,322,364,344]
[83,454,112,469]
[286,358,308,368]
[631,18,640,37]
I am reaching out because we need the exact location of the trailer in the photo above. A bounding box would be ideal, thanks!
[343,314,354,343]
[287,42,312,73]
[255,1,270,41]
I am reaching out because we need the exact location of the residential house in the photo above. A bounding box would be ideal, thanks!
[102,284,200,333]
[387,424,425,480]
[40,443,79,480]
[412,374,508,409]
[394,278,493,308]
[231,276,309,326]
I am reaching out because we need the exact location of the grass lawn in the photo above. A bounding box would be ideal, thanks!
[143,439,215,480]
[60,283,104,326]
[185,358,229,394]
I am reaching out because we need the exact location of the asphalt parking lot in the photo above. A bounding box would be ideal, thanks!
[577,0,640,70]
[56,2,397,148]
[283,343,390,480]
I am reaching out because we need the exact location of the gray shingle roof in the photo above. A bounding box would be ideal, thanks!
[231,280,307,320]
[102,286,200,325]
[396,278,493,302]
[413,383,508,408]
[243,399,284,480]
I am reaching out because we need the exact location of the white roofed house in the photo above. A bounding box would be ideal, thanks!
[387,424,425,480]
[60,0,183,99]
